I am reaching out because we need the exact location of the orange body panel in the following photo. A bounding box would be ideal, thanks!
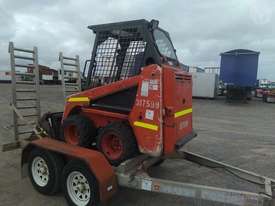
[29,138,117,202]
[129,65,163,156]
[63,76,140,118]
[63,64,193,157]
[162,65,193,154]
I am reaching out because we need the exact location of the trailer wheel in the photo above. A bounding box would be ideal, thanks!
[62,115,96,147]
[62,160,99,206]
[97,122,138,166]
[28,148,64,195]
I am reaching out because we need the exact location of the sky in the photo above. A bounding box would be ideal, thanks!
[0,0,275,80]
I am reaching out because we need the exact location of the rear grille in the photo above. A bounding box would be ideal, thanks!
[175,73,191,82]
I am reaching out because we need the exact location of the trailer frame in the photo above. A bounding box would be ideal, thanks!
[116,151,275,206]
[21,138,275,206]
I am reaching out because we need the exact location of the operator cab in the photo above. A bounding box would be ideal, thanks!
[83,19,179,89]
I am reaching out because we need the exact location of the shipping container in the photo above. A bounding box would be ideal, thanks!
[220,49,259,100]
[220,49,259,87]
[192,73,218,98]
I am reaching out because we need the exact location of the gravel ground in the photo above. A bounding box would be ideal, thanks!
[0,83,275,206]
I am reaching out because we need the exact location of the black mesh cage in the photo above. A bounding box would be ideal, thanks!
[89,27,147,88]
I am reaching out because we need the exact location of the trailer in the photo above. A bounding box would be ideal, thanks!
[20,137,275,206]
[220,49,260,101]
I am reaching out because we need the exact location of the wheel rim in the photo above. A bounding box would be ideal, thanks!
[64,125,79,145]
[101,133,123,160]
[67,171,91,206]
[31,156,49,187]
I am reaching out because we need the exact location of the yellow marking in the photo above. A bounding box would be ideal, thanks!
[174,108,192,118]
[134,121,158,131]
[67,97,90,103]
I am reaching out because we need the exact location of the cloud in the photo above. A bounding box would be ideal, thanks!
[0,0,274,79]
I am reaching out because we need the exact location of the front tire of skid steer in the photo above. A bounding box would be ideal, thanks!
[96,122,138,166]
[62,160,100,206]
[28,148,64,195]
[62,115,96,147]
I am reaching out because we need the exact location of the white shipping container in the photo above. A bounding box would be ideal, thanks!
[192,73,218,98]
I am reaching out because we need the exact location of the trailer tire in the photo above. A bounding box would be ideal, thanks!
[62,160,99,206]
[28,148,64,195]
[97,122,138,166]
[62,115,96,147]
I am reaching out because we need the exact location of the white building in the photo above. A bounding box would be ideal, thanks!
[0,71,11,82]
[58,69,79,83]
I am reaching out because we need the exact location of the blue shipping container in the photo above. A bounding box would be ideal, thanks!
[220,49,260,87]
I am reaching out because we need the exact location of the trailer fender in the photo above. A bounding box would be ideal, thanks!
[21,138,117,202]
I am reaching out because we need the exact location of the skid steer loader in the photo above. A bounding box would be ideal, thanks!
[38,19,195,166]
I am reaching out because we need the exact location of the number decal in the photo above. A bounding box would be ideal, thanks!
[135,99,160,109]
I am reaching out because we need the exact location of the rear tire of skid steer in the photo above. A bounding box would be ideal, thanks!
[97,122,138,166]
[62,160,100,206]
[28,148,64,195]
[61,115,97,147]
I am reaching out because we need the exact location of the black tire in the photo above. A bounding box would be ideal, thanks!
[28,148,64,195]
[61,115,97,147]
[96,122,138,166]
[62,160,100,206]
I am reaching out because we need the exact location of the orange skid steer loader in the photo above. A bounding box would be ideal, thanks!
[38,19,195,166]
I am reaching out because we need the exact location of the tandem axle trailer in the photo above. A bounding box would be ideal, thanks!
[19,138,275,206]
